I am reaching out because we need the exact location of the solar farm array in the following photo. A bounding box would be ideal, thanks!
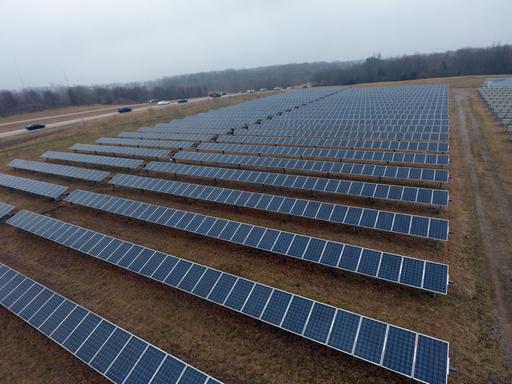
[479,84,512,138]
[0,85,452,384]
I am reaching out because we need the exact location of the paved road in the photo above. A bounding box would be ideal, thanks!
[0,95,228,139]
[0,104,143,128]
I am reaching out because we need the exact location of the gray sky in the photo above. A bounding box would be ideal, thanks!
[1,0,510,90]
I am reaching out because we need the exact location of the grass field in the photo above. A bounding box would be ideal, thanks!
[0,78,511,384]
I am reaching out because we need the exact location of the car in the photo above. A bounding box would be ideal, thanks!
[118,107,132,113]
[209,92,222,98]
[157,100,170,105]
[25,123,46,131]
[177,99,188,103]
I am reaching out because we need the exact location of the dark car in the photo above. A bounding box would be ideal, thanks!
[118,107,132,113]
[209,92,222,98]
[177,99,188,103]
[25,123,46,131]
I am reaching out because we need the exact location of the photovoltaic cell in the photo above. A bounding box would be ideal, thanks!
[194,142,449,166]
[109,173,448,241]
[9,159,110,183]
[71,143,170,159]
[0,262,222,384]
[63,189,449,294]
[42,151,143,170]
[171,151,449,184]
[0,202,15,220]
[4,211,449,384]
[0,172,67,199]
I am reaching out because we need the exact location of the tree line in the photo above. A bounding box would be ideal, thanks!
[1,44,511,116]
[0,84,208,116]
[313,44,512,85]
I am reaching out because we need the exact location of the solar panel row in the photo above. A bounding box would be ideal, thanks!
[256,121,449,133]
[64,189,449,294]
[0,172,67,199]
[110,173,449,241]
[195,143,450,166]
[5,210,449,384]
[172,151,450,184]
[0,263,222,384]
[138,127,233,135]
[71,144,170,160]
[96,137,196,150]
[123,131,216,141]
[165,88,344,129]
[232,129,450,142]
[0,202,14,219]
[144,162,449,206]
[42,151,143,170]
[9,159,110,183]
[217,135,449,153]
[251,86,449,134]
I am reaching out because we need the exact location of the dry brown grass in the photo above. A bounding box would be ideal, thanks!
[0,78,510,383]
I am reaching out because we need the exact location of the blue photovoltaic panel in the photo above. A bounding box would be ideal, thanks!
[121,131,216,141]
[0,172,67,199]
[217,135,448,153]
[5,210,450,384]
[109,173,449,241]
[0,202,15,220]
[71,143,170,159]
[232,129,449,142]
[172,151,450,184]
[9,159,110,183]
[0,262,222,384]
[194,142,449,167]
[42,151,143,170]
[96,137,196,150]
[144,162,449,206]
[63,189,449,294]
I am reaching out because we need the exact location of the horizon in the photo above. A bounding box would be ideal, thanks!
[2,43,511,92]
[1,0,511,90]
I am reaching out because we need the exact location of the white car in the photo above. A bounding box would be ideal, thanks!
[157,100,170,105]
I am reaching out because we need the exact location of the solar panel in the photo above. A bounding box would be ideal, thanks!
[42,151,143,170]
[0,262,222,384]
[5,210,450,384]
[137,127,233,135]
[71,144,170,160]
[110,173,449,241]
[121,131,216,141]
[64,189,449,294]
[96,137,196,150]
[254,85,449,134]
[144,162,449,207]
[0,202,14,219]
[9,159,110,183]
[217,135,449,153]
[232,129,449,142]
[195,143,449,167]
[172,151,450,184]
[0,173,67,199]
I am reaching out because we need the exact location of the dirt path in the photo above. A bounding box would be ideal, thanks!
[455,89,512,369]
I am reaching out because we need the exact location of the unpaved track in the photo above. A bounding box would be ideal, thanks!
[456,89,512,368]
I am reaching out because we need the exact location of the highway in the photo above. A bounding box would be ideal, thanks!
[0,95,229,139]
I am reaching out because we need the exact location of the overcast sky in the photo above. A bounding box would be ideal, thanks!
[1,0,510,90]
